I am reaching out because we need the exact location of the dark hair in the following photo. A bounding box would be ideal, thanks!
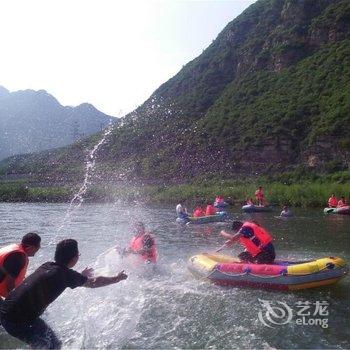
[231,220,243,231]
[21,232,41,247]
[54,239,79,266]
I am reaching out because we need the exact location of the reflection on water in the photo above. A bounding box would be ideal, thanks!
[0,203,349,349]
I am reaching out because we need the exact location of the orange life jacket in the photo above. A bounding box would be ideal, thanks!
[328,197,337,207]
[215,196,224,203]
[238,222,273,257]
[255,190,264,200]
[193,208,205,217]
[0,244,28,298]
[129,233,157,263]
[205,205,216,216]
[337,199,346,207]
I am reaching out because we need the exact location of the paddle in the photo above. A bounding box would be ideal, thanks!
[215,243,228,253]
[215,231,241,252]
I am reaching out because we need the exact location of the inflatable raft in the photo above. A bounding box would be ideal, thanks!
[242,204,273,213]
[188,253,348,291]
[324,206,350,215]
[176,211,227,225]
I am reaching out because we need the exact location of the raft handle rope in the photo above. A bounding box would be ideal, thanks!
[211,263,343,278]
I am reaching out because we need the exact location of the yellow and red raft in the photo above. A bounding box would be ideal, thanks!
[188,253,348,291]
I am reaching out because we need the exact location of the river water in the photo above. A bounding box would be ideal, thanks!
[0,202,349,349]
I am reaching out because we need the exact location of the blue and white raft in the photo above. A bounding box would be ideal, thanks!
[242,204,273,213]
[176,211,228,224]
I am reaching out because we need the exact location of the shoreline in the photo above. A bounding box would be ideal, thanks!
[1,180,349,208]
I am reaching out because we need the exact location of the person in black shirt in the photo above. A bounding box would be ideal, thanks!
[0,239,127,349]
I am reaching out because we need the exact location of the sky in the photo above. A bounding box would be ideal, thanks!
[0,0,256,117]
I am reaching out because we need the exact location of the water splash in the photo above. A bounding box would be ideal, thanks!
[55,123,114,238]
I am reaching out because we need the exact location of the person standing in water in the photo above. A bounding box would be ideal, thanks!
[280,205,293,217]
[0,232,41,299]
[0,239,127,349]
[125,222,157,263]
[254,186,266,206]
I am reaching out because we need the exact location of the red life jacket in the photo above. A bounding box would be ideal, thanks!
[129,233,157,263]
[238,222,273,257]
[328,197,337,207]
[0,244,28,298]
[205,205,216,216]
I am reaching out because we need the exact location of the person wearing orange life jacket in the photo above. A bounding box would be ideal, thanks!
[193,207,205,217]
[337,197,347,208]
[220,220,275,264]
[255,186,265,206]
[205,203,217,216]
[246,198,254,206]
[125,222,157,263]
[0,232,41,299]
[328,194,338,208]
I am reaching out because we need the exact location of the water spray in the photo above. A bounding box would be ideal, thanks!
[54,122,115,240]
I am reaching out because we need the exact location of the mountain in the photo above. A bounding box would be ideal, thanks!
[1,0,349,183]
[0,87,114,160]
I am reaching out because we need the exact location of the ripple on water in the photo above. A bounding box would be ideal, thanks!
[0,203,349,349]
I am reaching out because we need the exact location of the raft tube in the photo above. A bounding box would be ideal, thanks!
[324,206,350,215]
[176,211,228,225]
[188,253,348,291]
[214,201,229,208]
[242,204,273,213]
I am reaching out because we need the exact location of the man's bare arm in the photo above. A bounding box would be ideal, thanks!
[84,270,127,288]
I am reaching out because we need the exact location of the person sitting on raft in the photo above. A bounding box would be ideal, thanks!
[254,186,266,206]
[205,203,217,216]
[337,196,347,207]
[215,195,224,204]
[328,194,338,208]
[246,198,254,206]
[176,204,189,220]
[193,206,205,217]
[0,239,127,349]
[220,220,275,264]
[125,222,157,263]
